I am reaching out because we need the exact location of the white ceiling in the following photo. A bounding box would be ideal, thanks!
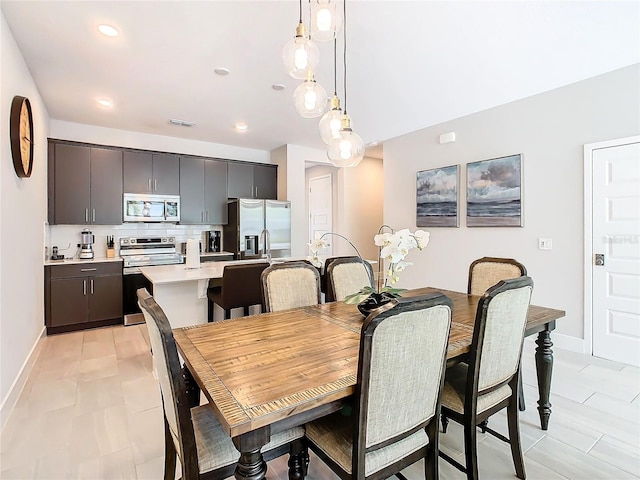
[2,1,638,159]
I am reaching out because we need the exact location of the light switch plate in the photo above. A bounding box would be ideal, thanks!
[538,237,553,250]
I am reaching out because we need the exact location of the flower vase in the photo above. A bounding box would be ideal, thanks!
[357,292,397,317]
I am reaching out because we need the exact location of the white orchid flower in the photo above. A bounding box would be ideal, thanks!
[380,245,406,264]
[306,255,323,268]
[394,260,413,272]
[414,230,430,250]
[307,238,328,253]
[374,232,393,247]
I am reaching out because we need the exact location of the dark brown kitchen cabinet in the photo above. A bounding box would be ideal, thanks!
[227,162,277,199]
[180,157,228,224]
[50,143,123,225]
[45,262,123,334]
[123,151,179,195]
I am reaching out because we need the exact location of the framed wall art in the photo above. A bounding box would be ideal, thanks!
[416,164,459,227]
[466,154,523,227]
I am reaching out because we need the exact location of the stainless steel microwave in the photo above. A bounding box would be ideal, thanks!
[123,193,180,222]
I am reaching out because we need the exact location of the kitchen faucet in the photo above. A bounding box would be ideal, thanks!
[260,228,271,263]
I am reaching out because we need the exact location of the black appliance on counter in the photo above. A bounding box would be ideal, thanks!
[120,236,183,325]
[204,230,221,253]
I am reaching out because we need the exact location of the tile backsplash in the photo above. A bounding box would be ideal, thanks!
[47,223,223,259]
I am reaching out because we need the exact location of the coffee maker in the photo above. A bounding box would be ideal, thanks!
[204,230,221,253]
[79,229,95,259]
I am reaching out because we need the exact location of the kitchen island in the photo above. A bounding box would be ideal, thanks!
[139,259,270,328]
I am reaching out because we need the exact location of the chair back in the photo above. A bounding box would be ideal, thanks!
[469,277,533,397]
[325,256,374,302]
[220,262,270,310]
[468,256,527,296]
[354,293,452,470]
[137,288,198,473]
[261,261,321,312]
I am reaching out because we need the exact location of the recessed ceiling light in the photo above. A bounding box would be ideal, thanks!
[234,122,248,132]
[98,24,119,37]
[272,83,286,91]
[214,67,230,76]
[367,141,378,147]
[97,98,113,107]
[169,119,196,127]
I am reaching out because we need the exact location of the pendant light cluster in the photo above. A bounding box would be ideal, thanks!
[282,0,364,167]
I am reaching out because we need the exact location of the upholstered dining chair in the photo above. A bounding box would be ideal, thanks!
[207,262,269,321]
[467,256,527,296]
[439,276,534,480]
[136,288,306,480]
[261,261,321,312]
[468,256,528,412]
[305,293,453,480]
[325,256,374,302]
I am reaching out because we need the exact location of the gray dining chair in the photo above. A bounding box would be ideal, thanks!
[440,276,534,480]
[467,257,527,296]
[305,293,453,480]
[467,256,528,412]
[325,256,374,302]
[261,261,321,312]
[136,288,306,480]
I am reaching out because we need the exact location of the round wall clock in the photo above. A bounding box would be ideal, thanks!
[10,95,34,178]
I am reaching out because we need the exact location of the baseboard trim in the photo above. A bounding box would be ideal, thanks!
[525,331,586,354]
[0,326,46,432]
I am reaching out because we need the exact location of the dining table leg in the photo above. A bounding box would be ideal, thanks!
[535,324,554,430]
[233,429,269,480]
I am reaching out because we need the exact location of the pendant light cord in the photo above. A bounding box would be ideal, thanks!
[343,0,348,114]
[298,0,302,23]
[333,39,338,96]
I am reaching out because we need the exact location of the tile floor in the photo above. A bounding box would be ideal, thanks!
[1,325,639,479]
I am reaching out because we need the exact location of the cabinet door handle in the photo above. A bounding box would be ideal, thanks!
[80,268,97,272]
[90,279,94,295]
[92,209,96,222]
[205,211,208,222]
[148,178,152,192]
[255,186,258,198]
[154,179,157,191]
[85,208,89,222]
[83,280,87,296]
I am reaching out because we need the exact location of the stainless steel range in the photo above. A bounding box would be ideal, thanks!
[120,236,183,325]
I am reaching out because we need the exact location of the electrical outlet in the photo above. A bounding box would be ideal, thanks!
[538,237,553,250]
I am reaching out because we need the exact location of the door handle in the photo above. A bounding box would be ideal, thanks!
[154,179,157,192]
[148,178,152,192]
[90,279,94,294]
[83,280,87,296]
[80,268,97,272]
[595,253,605,266]
[85,208,89,223]
[92,209,96,222]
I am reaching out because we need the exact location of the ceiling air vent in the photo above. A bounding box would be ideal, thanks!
[169,119,196,127]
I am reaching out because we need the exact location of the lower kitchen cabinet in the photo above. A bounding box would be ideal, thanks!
[45,261,123,334]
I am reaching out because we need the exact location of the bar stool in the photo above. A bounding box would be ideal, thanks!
[207,262,270,320]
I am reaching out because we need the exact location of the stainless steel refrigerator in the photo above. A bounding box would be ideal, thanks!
[223,199,291,260]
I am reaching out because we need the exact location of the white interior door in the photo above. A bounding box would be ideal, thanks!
[309,174,333,257]
[592,139,640,366]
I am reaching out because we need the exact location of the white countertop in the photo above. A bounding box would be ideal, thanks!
[44,257,123,266]
[139,259,271,284]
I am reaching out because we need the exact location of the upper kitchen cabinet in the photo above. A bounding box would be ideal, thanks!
[227,162,277,199]
[180,157,228,224]
[49,142,123,225]
[123,151,179,195]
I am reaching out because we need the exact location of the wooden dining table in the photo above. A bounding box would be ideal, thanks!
[173,287,565,480]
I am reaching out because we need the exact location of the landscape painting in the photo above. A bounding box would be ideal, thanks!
[416,165,459,227]
[466,154,523,227]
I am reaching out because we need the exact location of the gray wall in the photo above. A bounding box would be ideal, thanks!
[383,64,640,345]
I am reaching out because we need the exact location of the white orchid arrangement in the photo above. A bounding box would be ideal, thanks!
[307,227,430,305]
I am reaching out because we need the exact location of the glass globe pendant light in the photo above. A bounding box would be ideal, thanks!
[319,39,343,144]
[327,0,364,167]
[310,0,343,42]
[282,0,320,79]
[327,114,365,167]
[293,68,328,118]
